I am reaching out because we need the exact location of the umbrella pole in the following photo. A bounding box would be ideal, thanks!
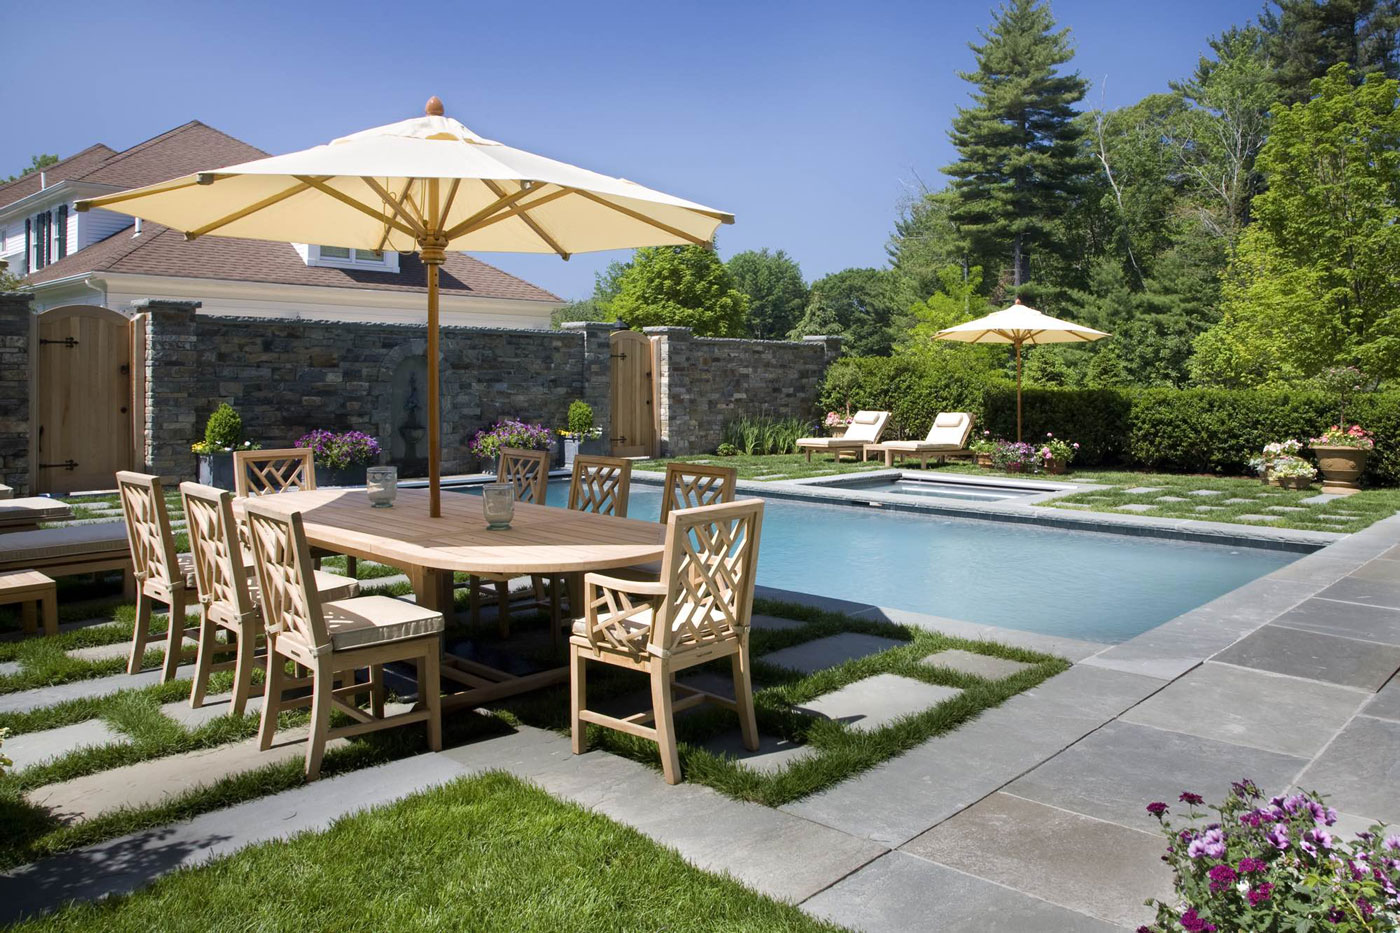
[1015,341,1023,443]
[422,238,446,518]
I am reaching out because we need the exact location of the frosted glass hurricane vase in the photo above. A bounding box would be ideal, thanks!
[482,483,515,530]
[366,466,398,508]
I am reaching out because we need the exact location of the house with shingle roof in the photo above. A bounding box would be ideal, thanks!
[0,121,563,325]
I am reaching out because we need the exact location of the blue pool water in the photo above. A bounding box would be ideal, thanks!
[822,475,1041,503]
[456,480,1295,644]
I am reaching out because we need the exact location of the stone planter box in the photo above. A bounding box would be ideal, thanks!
[1002,462,1026,474]
[197,453,237,490]
[1312,445,1368,495]
[827,426,848,439]
[318,464,369,487]
[557,436,606,469]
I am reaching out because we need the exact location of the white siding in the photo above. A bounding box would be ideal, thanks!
[78,208,132,250]
[65,204,79,257]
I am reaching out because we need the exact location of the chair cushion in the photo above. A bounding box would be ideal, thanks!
[924,412,973,447]
[842,410,889,443]
[321,595,443,651]
[0,522,130,565]
[0,497,71,526]
[796,437,865,449]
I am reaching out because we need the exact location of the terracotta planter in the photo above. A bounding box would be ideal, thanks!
[1311,445,1368,495]
[1276,475,1312,491]
[975,453,994,469]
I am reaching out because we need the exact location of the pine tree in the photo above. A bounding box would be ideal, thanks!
[1263,0,1400,103]
[943,0,1089,289]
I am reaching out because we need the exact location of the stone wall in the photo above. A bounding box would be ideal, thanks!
[141,308,613,480]
[646,327,843,456]
[0,292,31,493]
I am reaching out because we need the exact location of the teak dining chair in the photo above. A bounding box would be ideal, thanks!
[468,447,551,636]
[660,462,737,522]
[570,498,765,785]
[233,448,355,577]
[117,471,200,682]
[244,499,443,780]
[180,482,359,716]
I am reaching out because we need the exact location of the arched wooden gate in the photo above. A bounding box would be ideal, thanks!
[608,329,656,458]
[34,306,134,493]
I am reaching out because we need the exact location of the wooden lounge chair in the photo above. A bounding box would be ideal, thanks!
[234,448,355,577]
[867,412,976,468]
[244,498,443,781]
[570,498,765,785]
[468,447,551,636]
[181,482,359,716]
[795,410,890,462]
[117,471,200,682]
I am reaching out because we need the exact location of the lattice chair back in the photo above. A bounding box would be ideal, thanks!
[653,499,764,656]
[567,455,632,517]
[180,482,256,628]
[498,447,550,505]
[116,471,182,590]
[233,448,317,498]
[660,462,737,522]
[243,500,329,654]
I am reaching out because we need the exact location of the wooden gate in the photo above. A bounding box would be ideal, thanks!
[35,306,133,493]
[608,329,655,458]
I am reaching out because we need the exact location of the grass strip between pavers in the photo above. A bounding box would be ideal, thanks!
[8,772,843,933]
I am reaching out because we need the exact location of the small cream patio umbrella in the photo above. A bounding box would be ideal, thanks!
[75,97,732,517]
[933,299,1110,442]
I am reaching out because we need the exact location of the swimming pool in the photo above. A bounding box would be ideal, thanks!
[455,480,1296,644]
[814,474,1050,503]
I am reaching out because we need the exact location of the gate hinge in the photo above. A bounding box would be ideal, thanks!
[39,337,79,348]
[39,459,80,471]
[610,352,628,360]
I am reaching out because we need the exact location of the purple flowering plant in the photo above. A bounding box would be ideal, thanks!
[1140,781,1400,932]
[991,440,1037,470]
[296,429,381,471]
[469,419,552,465]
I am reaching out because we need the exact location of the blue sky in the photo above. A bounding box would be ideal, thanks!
[5,0,1263,300]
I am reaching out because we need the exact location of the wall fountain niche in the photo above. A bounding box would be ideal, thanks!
[389,357,429,478]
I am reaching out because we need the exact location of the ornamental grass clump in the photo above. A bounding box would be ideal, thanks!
[296,430,382,471]
[1141,781,1400,932]
[469,419,552,464]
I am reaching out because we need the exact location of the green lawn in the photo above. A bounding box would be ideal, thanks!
[638,454,1400,534]
[11,772,842,933]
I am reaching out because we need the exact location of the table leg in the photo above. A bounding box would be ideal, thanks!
[410,567,454,615]
[565,572,585,623]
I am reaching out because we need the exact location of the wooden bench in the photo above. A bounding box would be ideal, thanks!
[0,569,58,637]
[0,523,134,597]
[0,497,74,533]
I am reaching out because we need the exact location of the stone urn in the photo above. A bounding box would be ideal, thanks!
[1311,445,1368,495]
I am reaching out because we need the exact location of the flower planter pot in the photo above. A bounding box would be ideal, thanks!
[318,464,369,487]
[1003,462,1025,474]
[1276,475,1312,491]
[1311,445,1368,495]
[558,436,606,469]
[1043,458,1068,475]
[827,426,848,439]
[975,453,994,469]
[197,453,237,490]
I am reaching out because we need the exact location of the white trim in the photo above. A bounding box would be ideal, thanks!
[302,244,400,272]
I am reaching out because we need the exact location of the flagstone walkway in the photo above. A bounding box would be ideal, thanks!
[2,519,1399,930]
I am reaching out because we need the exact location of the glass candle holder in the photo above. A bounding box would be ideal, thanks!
[366,466,398,508]
[482,483,515,530]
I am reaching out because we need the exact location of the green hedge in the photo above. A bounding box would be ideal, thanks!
[821,358,1400,483]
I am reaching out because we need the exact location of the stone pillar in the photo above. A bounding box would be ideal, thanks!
[642,326,692,457]
[561,320,617,447]
[0,292,33,494]
[132,298,201,481]
[802,334,845,363]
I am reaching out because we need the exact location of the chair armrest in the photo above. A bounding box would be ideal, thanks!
[584,572,667,597]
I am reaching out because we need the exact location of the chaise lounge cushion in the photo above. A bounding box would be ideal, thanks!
[0,497,73,527]
[797,410,891,448]
[881,412,974,451]
[321,595,444,651]
[0,522,130,566]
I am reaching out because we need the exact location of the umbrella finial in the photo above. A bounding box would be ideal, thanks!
[425,96,444,117]
[1013,296,1022,304]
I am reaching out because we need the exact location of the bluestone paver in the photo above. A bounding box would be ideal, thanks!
[702,729,817,774]
[1124,487,1164,495]
[902,792,1170,929]
[1213,623,1400,691]
[0,661,19,677]
[1271,597,1400,646]
[920,648,1032,681]
[1363,677,1400,721]
[1120,662,1366,758]
[1006,720,1307,832]
[1187,489,1223,497]
[1116,503,1156,513]
[1236,513,1280,523]
[0,664,196,715]
[760,632,903,675]
[1156,496,1188,503]
[1296,716,1400,825]
[159,695,264,730]
[751,613,807,632]
[1317,576,1400,611]
[796,674,961,732]
[802,851,1125,933]
[4,719,124,771]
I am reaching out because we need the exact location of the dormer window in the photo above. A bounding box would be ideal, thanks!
[303,244,399,271]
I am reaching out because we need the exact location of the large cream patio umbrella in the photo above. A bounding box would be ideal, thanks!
[75,97,732,517]
[934,299,1109,442]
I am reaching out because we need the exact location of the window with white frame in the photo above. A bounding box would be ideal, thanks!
[306,244,398,271]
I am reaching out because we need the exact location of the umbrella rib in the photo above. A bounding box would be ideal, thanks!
[292,176,418,239]
[463,188,574,233]
[436,179,462,234]
[481,178,570,259]
[76,175,203,212]
[360,177,427,238]
[569,189,709,246]
[441,184,542,240]
[183,180,315,240]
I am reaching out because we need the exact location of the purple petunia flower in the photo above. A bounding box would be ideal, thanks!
[1146,802,1169,817]
[1266,824,1290,851]
[1384,835,1400,852]
[1179,908,1217,932]
[1247,882,1274,906]
[1180,792,1205,806]
[1188,828,1227,860]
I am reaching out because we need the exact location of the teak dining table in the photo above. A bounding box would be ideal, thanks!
[234,486,665,709]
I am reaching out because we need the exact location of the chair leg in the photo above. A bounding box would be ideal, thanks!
[345,556,357,579]
[369,664,386,719]
[422,646,442,752]
[230,624,256,718]
[41,590,57,637]
[469,575,482,624]
[570,645,587,755]
[495,580,510,639]
[732,646,759,752]
[259,645,286,751]
[305,658,333,781]
[161,591,186,683]
[649,667,682,785]
[122,569,137,601]
[127,591,152,675]
[189,607,217,708]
